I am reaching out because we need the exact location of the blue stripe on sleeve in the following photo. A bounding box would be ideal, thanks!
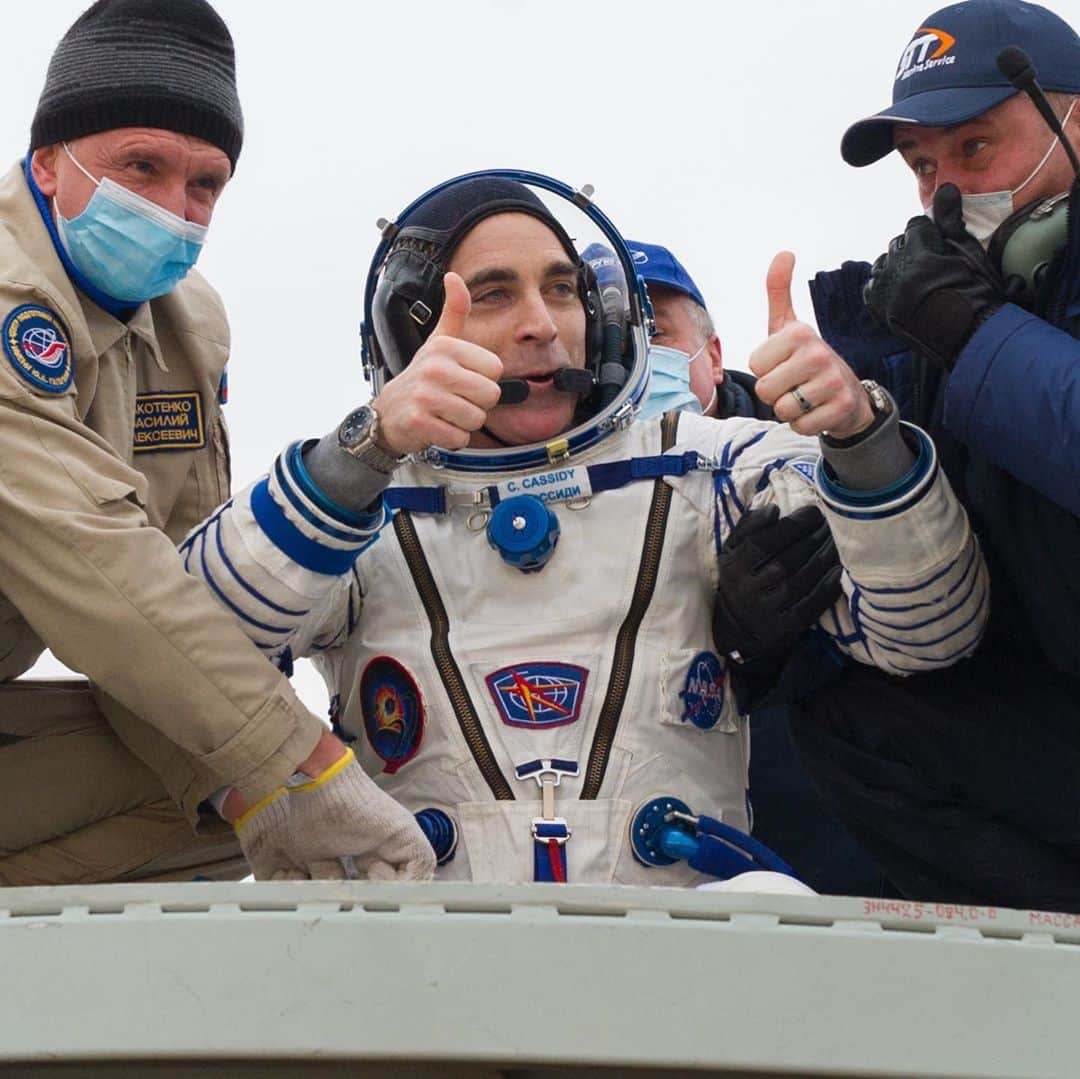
[857,543,976,602]
[285,442,386,531]
[196,529,289,643]
[212,517,311,618]
[857,593,987,652]
[856,558,981,632]
[251,478,367,576]
[273,457,380,547]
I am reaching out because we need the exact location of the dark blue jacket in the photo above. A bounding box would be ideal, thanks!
[810,184,1080,679]
[717,368,774,422]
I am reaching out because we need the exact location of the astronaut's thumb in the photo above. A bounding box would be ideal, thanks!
[433,272,471,339]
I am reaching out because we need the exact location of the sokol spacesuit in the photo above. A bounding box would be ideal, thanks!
[187,172,989,884]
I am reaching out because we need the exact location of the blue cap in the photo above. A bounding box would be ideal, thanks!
[624,240,708,310]
[842,0,1080,167]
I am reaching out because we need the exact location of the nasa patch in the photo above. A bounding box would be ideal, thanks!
[789,459,818,486]
[678,651,726,730]
[3,305,73,393]
[486,662,589,729]
[360,656,424,774]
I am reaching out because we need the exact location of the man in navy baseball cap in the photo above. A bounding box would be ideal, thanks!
[785,0,1080,912]
[842,0,1080,167]
[624,241,722,418]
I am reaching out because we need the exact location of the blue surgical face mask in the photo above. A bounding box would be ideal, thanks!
[640,343,705,420]
[54,143,208,304]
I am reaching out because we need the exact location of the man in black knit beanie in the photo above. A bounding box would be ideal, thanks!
[0,0,434,887]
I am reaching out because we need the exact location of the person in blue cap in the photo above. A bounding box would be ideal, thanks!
[784,0,1080,912]
[625,243,732,420]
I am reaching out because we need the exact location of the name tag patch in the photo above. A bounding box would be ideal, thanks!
[134,391,205,453]
[495,465,593,506]
[3,305,73,394]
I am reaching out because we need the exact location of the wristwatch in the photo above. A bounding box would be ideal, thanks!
[822,380,894,448]
[337,405,404,475]
[861,379,892,419]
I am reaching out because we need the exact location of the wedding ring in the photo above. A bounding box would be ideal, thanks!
[790,385,814,414]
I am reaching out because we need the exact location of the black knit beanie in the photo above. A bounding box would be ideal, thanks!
[397,177,579,266]
[30,0,243,172]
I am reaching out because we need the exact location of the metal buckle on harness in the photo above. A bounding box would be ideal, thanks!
[517,758,578,843]
[445,488,491,511]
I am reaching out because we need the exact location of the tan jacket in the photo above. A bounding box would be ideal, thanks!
[0,160,322,812]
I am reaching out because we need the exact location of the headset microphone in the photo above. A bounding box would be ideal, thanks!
[497,379,530,405]
[497,368,597,405]
[997,47,1080,175]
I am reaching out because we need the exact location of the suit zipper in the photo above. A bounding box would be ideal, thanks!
[393,509,514,800]
[581,410,679,799]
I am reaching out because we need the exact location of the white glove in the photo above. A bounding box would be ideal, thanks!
[234,788,305,880]
[285,748,436,881]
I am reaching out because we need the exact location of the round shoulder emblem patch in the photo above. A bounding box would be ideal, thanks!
[3,305,73,394]
[360,656,425,774]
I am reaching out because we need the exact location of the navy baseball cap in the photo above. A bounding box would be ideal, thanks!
[624,240,708,310]
[842,0,1080,167]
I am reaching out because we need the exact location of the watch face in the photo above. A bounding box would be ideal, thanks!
[340,405,374,448]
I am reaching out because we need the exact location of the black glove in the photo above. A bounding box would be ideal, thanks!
[863,183,1006,370]
[712,504,843,664]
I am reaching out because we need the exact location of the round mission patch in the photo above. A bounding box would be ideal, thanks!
[3,304,73,393]
[360,656,425,774]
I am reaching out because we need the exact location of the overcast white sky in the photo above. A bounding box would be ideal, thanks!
[11,0,1079,714]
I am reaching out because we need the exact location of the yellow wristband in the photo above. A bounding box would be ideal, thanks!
[287,746,356,794]
[233,786,286,831]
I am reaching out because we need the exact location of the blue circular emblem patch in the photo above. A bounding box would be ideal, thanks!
[3,305,73,394]
[360,656,424,774]
[678,651,726,730]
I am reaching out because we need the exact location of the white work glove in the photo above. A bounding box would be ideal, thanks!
[235,748,436,881]
[285,748,435,881]
[234,789,304,881]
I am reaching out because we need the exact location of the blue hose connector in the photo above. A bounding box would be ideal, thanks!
[415,807,458,865]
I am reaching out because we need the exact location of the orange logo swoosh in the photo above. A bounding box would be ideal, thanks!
[918,27,957,59]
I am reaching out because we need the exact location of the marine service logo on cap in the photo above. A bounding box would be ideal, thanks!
[2,305,73,393]
[896,27,958,83]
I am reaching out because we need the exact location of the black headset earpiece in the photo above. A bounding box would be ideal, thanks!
[579,259,606,376]
[987,191,1071,310]
[370,240,446,382]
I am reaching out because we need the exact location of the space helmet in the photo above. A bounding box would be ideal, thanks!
[360,170,653,473]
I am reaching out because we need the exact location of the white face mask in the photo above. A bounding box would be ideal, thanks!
[929,97,1078,247]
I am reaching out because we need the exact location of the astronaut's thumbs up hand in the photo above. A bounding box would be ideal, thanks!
[373,271,504,455]
[750,252,872,439]
[765,250,798,335]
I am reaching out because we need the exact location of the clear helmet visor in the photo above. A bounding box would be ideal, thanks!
[362,170,652,473]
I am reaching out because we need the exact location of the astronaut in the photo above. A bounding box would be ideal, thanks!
[188,172,989,884]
